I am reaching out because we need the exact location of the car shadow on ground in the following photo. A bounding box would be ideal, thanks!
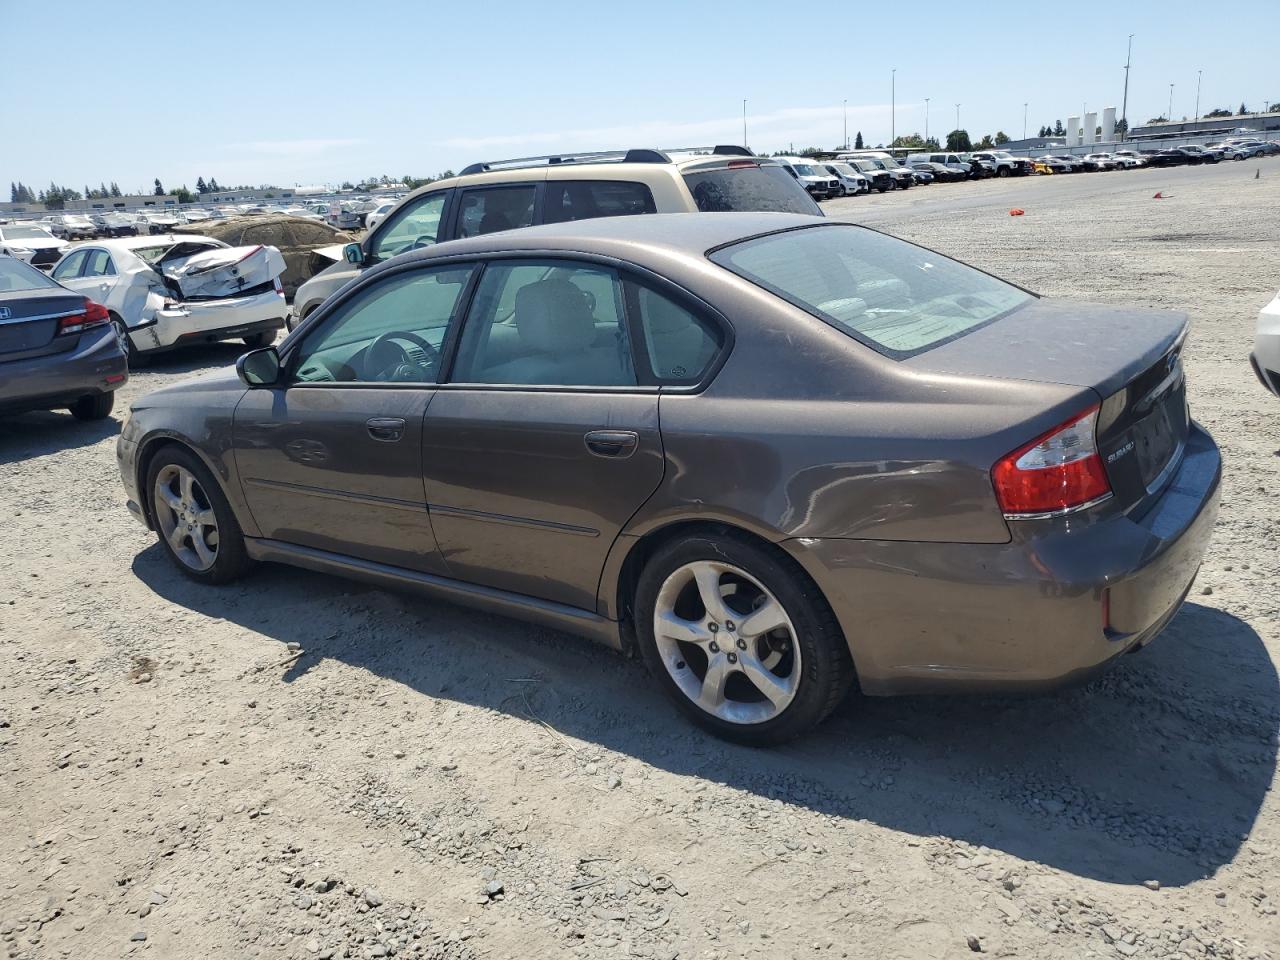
[0,410,121,464]
[133,546,1278,888]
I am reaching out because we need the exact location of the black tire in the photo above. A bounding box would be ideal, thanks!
[634,530,855,745]
[242,330,277,349]
[145,445,255,585]
[997,166,1011,178]
[69,391,114,421]
[110,315,148,368]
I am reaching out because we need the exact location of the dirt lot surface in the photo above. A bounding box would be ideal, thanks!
[2,160,1278,960]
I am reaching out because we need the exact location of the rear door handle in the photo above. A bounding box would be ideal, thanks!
[366,417,406,442]
[584,429,639,458]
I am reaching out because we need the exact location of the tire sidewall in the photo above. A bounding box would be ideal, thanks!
[145,446,251,585]
[634,534,849,745]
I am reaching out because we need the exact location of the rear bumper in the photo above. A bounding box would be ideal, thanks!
[128,290,286,353]
[1252,292,1280,397]
[0,326,127,415]
[784,423,1221,696]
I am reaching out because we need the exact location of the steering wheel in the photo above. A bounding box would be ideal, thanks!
[365,331,439,382]
[408,235,436,251]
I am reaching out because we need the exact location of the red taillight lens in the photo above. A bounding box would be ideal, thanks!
[727,159,759,168]
[991,405,1111,518]
[57,299,111,335]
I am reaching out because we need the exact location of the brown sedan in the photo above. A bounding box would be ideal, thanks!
[116,214,1220,743]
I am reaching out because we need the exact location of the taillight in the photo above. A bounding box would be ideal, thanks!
[57,299,111,335]
[274,277,284,297]
[727,159,758,169]
[991,405,1112,518]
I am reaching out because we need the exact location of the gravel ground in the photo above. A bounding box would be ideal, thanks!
[2,160,1278,960]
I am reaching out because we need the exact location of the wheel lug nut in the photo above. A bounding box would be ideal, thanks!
[727,653,738,664]
[725,620,735,631]
[708,641,719,653]
[736,639,746,650]
[708,622,719,633]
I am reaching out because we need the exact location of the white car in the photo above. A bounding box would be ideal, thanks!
[1111,150,1148,168]
[364,200,398,233]
[50,235,288,362]
[0,223,69,270]
[1252,290,1280,398]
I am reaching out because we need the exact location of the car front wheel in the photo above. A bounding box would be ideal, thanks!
[635,532,855,744]
[69,391,114,421]
[146,446,254,585]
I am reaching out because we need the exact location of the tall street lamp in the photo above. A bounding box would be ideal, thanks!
[1168,83,1174,121]
[891,68,896,147]
[1195,70,1202,120]
[1121,34,1134,139]
[1023,102,1028,140]
[843,98,848,149]
[742,99,747,149]
[955,103,961,132]
[924,97,930,143]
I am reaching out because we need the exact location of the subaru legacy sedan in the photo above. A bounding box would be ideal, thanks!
[117,214,1219,744]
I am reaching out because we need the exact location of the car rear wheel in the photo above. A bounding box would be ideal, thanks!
[634,532,854,745]
[110,315,147,368]
[146,446,254,585]
[69,392,114,421]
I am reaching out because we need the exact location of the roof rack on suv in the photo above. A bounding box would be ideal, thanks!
[457,144,755,176]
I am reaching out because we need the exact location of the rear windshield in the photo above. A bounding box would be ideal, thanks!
[0,257,59,292]
[709,224,1033,359]
[682,162,820,215]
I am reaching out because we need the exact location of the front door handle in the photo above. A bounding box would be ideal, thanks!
[584,429,639,458]
[366,417,406,442]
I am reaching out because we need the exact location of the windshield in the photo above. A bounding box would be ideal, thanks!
[830,163,858,177]
[683,162,820,215]
[710,224,1033,359]
[793,164,823,177]
[3,225,54,241]
[0,257,59,291]
[852,160,878,173]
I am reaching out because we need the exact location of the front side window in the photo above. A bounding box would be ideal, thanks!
[370,191,447,262]
[291,264,476,384]
[52,250,88,280]
[710,224,1033,359]
[543,180,657,224]
[682,161,819,215]
[452,260,636,387]
[456,185,537,239]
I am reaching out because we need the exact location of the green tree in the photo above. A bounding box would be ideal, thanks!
[891,133,928,149]
[110,182,121,197]
[8,182,15,202]
[340,181,354,190]
[154,178,165,196]
[172,185,195,204]
[209,177,221,191]
[946,129,973,151]
[1053,119,1065,136]
[1238,102,1248,115]
[854,131,864,149]
[994,131,1010,145]
[196,176,208,194]
[1114,118,1128,136]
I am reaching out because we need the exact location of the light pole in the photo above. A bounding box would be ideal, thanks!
[843,98,848,149]
[955,103,961,133]
[1023,102,1028,140]
[1168,83,1174,121]
[891,68,896,147]
[924,98,930,144]
[742,99,747,149]
[1194,70,1202,120]
[1121,34,1134,139]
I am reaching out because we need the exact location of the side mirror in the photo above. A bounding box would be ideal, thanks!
[237,346,281,387]
[343,242,364,265]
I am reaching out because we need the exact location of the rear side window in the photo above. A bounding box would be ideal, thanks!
[457,185,537,239]
[628,283,723,384]
[682,162,819,215]
[52,250,88,280]
[710,224,1032,359]
[544,181,656,224]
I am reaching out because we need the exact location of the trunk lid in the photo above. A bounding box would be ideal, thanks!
[0,290,86,362]
[159,244,287,300]
[906,299,1190,514]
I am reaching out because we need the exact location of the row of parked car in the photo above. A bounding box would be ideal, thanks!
[772,135,1279,200]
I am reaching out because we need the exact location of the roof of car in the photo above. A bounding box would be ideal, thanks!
[388,212,832,267]
[74,234,221,251]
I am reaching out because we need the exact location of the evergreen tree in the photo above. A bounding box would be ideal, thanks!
[1238,102,1248,115]
[945,129,973,152]
[1053,119,1065,136]
[196,176,208,194]
[209,177,221,191]
[154,178,165,196]
[8,182,15,203]
[854,131,864,149]
[110,182,121,197]
[994,131,1010,145]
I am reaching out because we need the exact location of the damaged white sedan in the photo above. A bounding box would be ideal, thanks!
[50,236,287,363]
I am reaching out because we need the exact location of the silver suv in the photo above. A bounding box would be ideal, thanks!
[290,146,819,327]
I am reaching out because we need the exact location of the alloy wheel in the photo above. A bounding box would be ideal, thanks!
[111,319,131,358]
[652,560,801,725]
[153,464,220,572]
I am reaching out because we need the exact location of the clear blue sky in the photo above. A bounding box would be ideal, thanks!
[3,0,1276,193]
